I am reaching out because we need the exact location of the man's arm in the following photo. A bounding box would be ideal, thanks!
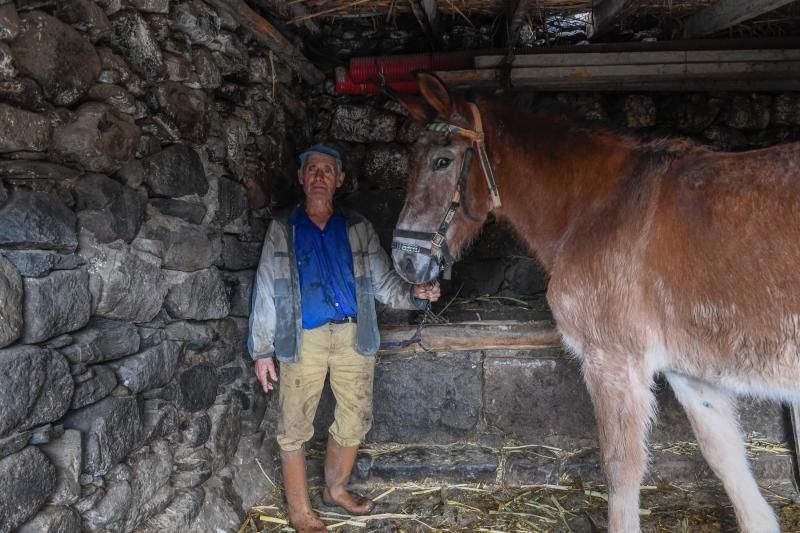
[249,222,280,392]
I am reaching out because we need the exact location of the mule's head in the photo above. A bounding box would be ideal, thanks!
[392,73,497,284]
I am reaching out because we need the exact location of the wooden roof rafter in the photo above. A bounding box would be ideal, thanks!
[682,0,799,38]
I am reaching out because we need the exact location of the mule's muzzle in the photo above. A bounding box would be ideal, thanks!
[392,249,441,285]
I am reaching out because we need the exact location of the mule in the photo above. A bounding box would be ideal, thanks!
[391,72,800,533]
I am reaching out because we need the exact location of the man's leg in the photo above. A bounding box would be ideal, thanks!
[323,323,376,515]
[277,327,330,532]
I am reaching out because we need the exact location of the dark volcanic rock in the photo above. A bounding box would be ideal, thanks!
[70,365,117,409]
[16,505,80,533]
[10,11,101,106]
[0,250,55,277]
[0,160,81,181]
[370,351,482,443]
[483,349,598,446]
[22,269,91,344]
[215,176,248,227]
[141,143,207,197]
[206,400,241,471]
[74,174,145,243]
[368,444,498,484]
[81,240,166,322]
[0,104,49,153]
[0,345,48,436]
[110,10,163,80]
[330,105,397,143]
[62,395,142,476]
[138,214,221,271]
[171,447,212,488]
[0,447,56,533]
[18,350,73,431]
[0,254,21,348]
[0,191,77,252]
[39,429,81,506]
[155,81,208,142]
[221,235,262,270]
[108,341,181,393]
[163,267,230,320]
[179,363,218,412]
[51,102,140,173]
[222,269,254,317]
[60,317,140,365]
[148,198,206,224]
[134,488,205,531]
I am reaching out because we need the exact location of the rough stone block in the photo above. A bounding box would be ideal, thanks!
[60,317,140,365]
[367,445,498,484]
[171,447,212,489]
[370,351,482,444]
[70,365,117,409]
[0,254,21,347]
[81,240,166,322]
[207,400,241,471]
[163,267,230,320]
[0,345,48,436]
[22,270,91,344]
[0,431,29,460]
[0,4,19,41]
[0,160,82,181]
[222,269,254,317]
[141,143,207,197]
[141,399,178,443]
[148,198,206,224]
[221,235,261,270]
[0,104,49,153]
[10,11,100,106]
[51,102,140,173]
[503,447,561,487]
[0,41,14,79]
[55,0,112,42]
[330,105,397,143]
[0,191,77,252]
[179,362,218,412]
[0,250,56,277]
[110,10,163,80]
[108,340,180,393]
[62,396,142,476]
[138,214,221,271]
[173,1,220,45]
[0,447,56,533]
[135,488,205,532]
[74,174,145,243]
[39,430,81,506]
[18,350,73,432]
[484,350,598,446]
[155,81,208,142]
[82,477,132,531]
[16,505,80,533]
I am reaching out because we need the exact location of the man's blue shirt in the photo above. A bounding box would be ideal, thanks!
[290,207,358,329]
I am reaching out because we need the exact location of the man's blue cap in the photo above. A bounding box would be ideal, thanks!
[298,144,343,171]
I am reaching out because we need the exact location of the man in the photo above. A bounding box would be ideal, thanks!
[249,144,440,532]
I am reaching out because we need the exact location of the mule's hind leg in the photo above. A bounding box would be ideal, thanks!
[581,351,656,533]
[665,373,779,533]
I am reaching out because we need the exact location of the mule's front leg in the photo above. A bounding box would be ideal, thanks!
[581,350,655,533]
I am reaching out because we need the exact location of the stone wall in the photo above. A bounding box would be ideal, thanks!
[0,1,309,531]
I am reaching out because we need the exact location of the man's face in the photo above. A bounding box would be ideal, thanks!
[298,152,344,202]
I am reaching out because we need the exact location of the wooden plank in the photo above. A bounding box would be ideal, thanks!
[476,48,800,68]
[378,320,561,354]
[683,0,797,39]
[205,0,325,85]
[437,67,800,91]
[591,0,628,38]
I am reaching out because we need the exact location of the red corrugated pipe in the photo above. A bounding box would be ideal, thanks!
[336,51,478,95]
[335,68,421,95]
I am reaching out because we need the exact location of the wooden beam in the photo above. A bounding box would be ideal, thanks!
[683,0,797,39]
[378,320,561,354]
[205,0,325,85]
[508,0,530,47]
[591,0,628,38]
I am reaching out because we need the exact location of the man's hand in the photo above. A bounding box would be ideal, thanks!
[255,358,278,393]
[414,281,441,303]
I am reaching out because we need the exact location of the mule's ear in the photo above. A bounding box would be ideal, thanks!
[417,72,452,119]
[394,93,435,124]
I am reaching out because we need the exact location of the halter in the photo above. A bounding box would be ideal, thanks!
[392,103,501,277]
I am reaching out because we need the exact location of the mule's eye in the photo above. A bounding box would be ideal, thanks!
[433,157,452,171]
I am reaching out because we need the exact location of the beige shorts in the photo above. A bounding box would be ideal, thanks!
[277,322,375,451]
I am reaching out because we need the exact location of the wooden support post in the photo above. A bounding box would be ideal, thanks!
[683,0,797,38]
[409,0,439,50]
[591,0,628,38]
[508,0,530,47]
[204,0,325,85]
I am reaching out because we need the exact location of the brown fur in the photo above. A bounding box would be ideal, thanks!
[393,73,799,533]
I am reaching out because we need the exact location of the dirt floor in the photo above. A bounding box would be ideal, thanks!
[240,477,800,533]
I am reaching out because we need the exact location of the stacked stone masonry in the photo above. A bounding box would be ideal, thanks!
[1,1,800,531]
